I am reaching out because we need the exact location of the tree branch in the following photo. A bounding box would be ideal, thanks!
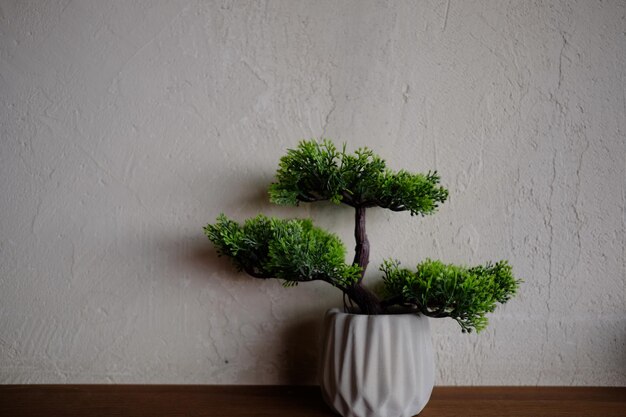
[340,191,355,206]
[344,283,383,314]
[380,294,405,308]
[243,267,273,279]
[297,193,323,202]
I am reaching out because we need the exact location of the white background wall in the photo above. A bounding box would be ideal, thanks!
[1,0,624,385]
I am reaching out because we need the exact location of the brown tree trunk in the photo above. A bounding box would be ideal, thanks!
[346,206,384,314]
[353,206,369,280]
[344,283,384,315]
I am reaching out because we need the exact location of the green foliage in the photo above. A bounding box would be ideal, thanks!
[381,259,520,333]
[268,140,343,205]
[204,139,520,333]
[204,214,361,289]
[268,139,448,215]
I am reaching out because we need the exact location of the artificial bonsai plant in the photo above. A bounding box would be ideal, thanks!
[205,139,519,333]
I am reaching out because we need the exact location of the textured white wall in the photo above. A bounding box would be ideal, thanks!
[1,0,624,385]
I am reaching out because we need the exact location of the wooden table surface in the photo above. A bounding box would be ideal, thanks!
[1,385,625,417]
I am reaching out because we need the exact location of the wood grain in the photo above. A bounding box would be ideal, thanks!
[0,385,624,417]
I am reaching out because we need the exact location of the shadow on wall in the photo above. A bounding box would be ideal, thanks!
[179,237,324,384]
[180,171,277,280]
[184,237,231,276]
[170,166,333,384]
[620,330,626,379]
[278,317,323,385]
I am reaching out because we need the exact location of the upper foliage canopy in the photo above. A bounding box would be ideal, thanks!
[268,139,449,215]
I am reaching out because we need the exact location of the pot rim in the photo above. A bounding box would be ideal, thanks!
[326,307,426,318]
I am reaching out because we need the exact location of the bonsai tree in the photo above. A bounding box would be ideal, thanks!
[205,139,519,333]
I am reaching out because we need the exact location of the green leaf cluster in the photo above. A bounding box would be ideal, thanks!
[381,259,520,333]
[268,139,448,215]
[204,214,361,289]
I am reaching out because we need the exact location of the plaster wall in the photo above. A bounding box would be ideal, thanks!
[1,0,624,385]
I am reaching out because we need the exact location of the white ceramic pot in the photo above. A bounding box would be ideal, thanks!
[319,308,435,417]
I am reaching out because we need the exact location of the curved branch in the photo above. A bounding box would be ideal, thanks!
[243,267,273,279]
[340,191,356,206]
[244,266,350,292]
[343,283,384,314]
[297,193,323,202]
[419,305,452,318]
[380,294,404,308]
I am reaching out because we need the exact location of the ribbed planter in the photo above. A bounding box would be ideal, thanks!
[319,308,435,417]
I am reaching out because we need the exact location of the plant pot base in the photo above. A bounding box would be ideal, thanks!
[319,308,435,417]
